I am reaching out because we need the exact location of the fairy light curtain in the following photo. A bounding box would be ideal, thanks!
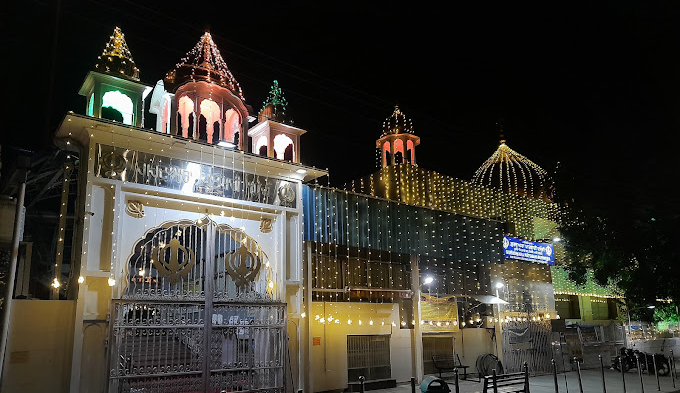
[349,165,559,241]
[302,185,504,261]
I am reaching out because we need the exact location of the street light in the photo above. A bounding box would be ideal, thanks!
[423,276,434,285]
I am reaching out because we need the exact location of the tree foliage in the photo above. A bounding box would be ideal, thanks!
[552,162,680,314]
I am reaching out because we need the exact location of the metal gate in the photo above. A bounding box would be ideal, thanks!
[422,336,454,375]
[107,219,286,393]
[347,335,391,382]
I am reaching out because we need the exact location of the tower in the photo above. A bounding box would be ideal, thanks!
[376,106,420,167]
[78,27,151,127]
[163,32,250,148]
[248,80,306,163]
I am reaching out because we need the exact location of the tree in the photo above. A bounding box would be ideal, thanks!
[553,162,680,316]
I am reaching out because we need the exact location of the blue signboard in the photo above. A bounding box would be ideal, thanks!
[502,236,554,265]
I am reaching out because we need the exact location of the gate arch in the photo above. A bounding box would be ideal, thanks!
[108,217,286,393]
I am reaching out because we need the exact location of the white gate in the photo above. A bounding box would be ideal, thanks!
[107,219,286,393]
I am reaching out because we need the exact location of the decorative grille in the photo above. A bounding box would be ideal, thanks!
[108,219,286,393]
[347,335,392,382]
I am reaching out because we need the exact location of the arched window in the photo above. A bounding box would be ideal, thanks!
[382,141,391,166]
[101,90,134,125]
[199,99,220,144]
[177,95,195,139]
[407,140,415,164]
[393,139,405,165]
[273,134,294,161]
[198,115,208,142]
[224,109,241,143]
[255,136,268,157]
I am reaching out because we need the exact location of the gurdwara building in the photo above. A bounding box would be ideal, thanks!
[0,27,623,393]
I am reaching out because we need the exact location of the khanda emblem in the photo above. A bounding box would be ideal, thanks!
[151,233,196,283]
[225,244,261,287]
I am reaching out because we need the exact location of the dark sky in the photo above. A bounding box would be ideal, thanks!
[3,1,679,213]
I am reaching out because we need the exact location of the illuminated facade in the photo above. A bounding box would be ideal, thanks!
[34,28,325,393]
[1,27,624,393]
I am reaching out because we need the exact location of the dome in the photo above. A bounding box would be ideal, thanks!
[381,105,414,137]
[164,32,244,100]
[94,27,140,81]
[472,142,550,200]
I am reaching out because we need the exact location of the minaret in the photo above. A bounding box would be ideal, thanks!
[376,106,420,167]
[248,80,306,163]
[78,27,150,127]
[163,32,249,148]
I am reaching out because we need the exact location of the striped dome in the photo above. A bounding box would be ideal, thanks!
[472,143,550,200]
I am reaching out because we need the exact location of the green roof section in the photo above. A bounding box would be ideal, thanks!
[551,266,622,298]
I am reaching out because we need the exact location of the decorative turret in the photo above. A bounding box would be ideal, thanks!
[249,81,306,163]
[164,32,244,100]
[472,121,550,201]
[162,32,249,148]
[376,106,420,167]
[94,27,140,81]
[79,27,150,127]
[258,80,289,124]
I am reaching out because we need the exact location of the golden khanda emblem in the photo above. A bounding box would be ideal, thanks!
[125,200,145,218]
[151,234,196,283]
[259,218,273,233]
[225,244,261,287]
[277,184,295,205]
[99,151,127,178]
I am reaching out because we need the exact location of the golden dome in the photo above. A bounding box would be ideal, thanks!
[381,105,414,137]
[94,27,140,81]
[472,142,550,200]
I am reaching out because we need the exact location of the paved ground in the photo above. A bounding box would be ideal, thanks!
[378,369,680,393]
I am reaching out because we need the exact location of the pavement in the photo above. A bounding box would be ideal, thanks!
[377,369,680,393]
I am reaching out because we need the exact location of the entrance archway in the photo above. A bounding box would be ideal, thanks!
[107,218,286,393]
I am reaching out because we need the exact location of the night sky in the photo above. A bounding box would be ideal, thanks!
[3,1,679,214]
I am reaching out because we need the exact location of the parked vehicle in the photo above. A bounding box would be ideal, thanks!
[612,347,670,376]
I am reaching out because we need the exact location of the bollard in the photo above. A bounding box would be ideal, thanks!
[620,356,627,393]
[524,362,531,393]
[653,354,660,391]
[454,367,460,393]
[599,355,607,393]
[672,349,678,384]
[636,354,645,393]
[492,368,499,393]
[410,377,416,393]
[646,352,651,375]
[575,357,584,393]
[359,376,365,393]
[552,359,559,393]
